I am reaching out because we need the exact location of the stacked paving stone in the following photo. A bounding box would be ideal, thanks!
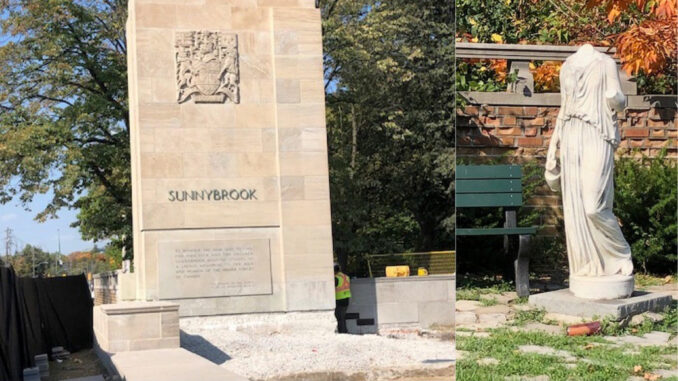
[35,354,49,378]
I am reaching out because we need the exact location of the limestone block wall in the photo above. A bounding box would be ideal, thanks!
[346,275,455,335]
[126,0,334,317]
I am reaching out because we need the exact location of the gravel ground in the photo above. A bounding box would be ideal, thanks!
[180,314,455,381]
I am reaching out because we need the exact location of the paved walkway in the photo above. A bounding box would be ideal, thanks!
[108,348,248,381]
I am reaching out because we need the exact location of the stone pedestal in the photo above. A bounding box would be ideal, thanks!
[569,274,634,300]
[94,302,180,353]
[126,0,334,317]
[529,289,672,321]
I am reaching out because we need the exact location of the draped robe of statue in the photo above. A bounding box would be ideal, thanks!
[545,44,634,299]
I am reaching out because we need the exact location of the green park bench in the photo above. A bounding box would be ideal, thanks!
[456,165,537,297]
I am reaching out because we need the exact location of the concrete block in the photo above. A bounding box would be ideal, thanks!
[377,302,419,325]
[418,301,455,328]
[529,289,673,321]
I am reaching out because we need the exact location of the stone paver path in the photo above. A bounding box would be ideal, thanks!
[455,288,678,380]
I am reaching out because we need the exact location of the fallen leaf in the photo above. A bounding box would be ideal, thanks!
[644,372,662,380]
[584,343,595,350]
[634,365,643,373]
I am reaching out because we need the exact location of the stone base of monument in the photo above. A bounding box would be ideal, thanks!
[569,274,635,300]
[529,289,672,321]
[180,310,337,335]
[93,302,180,353]
[94,301,248,381]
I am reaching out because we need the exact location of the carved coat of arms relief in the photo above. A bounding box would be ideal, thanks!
[175,31,240,104]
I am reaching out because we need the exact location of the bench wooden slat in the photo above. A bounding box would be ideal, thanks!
[456,193,523,207]
[457,179,522,193]
[457,227,537,236]
[457,165,521,179]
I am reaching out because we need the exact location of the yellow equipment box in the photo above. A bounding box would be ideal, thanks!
[385,265,410,277]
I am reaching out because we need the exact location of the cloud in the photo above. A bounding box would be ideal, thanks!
[0,213,16,222]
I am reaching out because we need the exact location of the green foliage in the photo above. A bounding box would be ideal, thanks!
[512,308,547,327]
[4,244,116,277]
[456,275,515,301]
[455,60,517,108]
[104,244,123,270]
[5,244,55,277]
[479,296,498,306]
[0,1,131,253]
[635,67,678,95]
[456,0,675,95]
[456,0,627,45]
[322,0,455,274]
[456,61,510,93]
[614,151,677,274]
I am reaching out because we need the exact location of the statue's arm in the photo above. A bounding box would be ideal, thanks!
[604,58,626,112]
[545,118,562,192]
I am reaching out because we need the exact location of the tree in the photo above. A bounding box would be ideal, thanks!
[322,0,455,274]
[586,0,677,76]
[0,0,131,253]
[6,244,55,277]
[456,0,677,94]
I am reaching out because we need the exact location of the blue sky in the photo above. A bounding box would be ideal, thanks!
[0,192,98,255]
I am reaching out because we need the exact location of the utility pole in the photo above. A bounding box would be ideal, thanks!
[56,229,61,276]
[4,227,13,258]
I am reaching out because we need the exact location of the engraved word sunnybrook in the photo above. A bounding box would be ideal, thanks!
[168,189,258,202]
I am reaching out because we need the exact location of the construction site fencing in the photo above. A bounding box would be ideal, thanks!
[364,251,455,278]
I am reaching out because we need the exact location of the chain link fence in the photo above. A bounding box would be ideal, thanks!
[364,251,455,278]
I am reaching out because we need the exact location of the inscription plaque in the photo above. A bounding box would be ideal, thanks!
[157,239,272,299]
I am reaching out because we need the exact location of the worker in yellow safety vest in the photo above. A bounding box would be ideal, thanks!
[334,263,351,334]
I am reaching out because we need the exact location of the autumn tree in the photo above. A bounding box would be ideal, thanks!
[457,0,677,94]
[0,0,131,253]
[586,0,677,76]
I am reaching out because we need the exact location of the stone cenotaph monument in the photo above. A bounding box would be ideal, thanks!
[530,44,671,319]
[124,0,333,318]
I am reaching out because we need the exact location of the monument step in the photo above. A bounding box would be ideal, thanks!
[105,348,248,381]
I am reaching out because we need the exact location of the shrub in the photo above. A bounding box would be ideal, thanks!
[614,151,677,274]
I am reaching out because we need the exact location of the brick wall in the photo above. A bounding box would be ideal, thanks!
[93,271,118,305]
[457,105,677,159]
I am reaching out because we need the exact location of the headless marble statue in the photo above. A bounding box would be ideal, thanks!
[545,44,634,300]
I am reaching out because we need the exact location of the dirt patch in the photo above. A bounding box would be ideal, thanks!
[259,365,455,381]
[46,349,109,381]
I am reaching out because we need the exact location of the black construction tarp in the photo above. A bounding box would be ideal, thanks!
[0,266,93,381]
[0,266,31,381]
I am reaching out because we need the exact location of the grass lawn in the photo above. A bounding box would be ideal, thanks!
[456,274,677,381]
[457,328,677,381]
